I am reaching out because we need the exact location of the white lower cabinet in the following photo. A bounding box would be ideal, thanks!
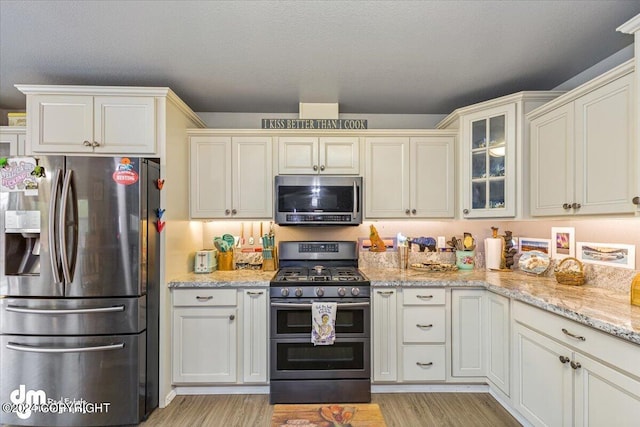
[486,292,510,395]
[372,288,398,382]
[172,288,268,385]
[451,289,485,377]
[513,301,640,427]
[242,289,268,383]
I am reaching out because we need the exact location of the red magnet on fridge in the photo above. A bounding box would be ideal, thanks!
[156,179,165,190]
[155,220,166,233]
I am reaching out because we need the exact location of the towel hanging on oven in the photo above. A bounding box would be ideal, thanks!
[312,302,337,345]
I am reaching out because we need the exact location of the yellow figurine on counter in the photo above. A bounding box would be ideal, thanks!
[369,225,387,252]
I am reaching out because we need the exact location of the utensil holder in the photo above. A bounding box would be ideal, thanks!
[218,251,234,271]
[262,248,276,271]
[398,246,409,269]
[456,250,475,270]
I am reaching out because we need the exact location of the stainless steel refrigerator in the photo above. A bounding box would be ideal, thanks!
[0,156,160,426]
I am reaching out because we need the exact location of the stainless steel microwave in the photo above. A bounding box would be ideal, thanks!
[274,175,363,226]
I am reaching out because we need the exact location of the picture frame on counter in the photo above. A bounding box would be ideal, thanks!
[577,242,636,269]
[518,237,551,255]
[551,227,575,260]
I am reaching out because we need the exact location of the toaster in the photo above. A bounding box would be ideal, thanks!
[194,249,217,273]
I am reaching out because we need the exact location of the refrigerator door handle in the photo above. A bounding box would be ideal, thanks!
[5,305,125,314]
[6,342,125,353]
[49,169,63,284]
[59,170,78,284]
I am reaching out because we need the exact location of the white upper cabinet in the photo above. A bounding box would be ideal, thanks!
[438,92,562,218]
[0,127,25,157]
[461,104,516,218]
[21,90,156,155]
[529,61,635,216]
[364,132,455,219]
[189,133,273,219]
[278,136,359,174]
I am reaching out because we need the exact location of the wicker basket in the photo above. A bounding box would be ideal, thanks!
[554,257,585,286]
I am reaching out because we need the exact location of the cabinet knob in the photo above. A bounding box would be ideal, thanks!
[562,203,571,210]
[320,165,325,171]
[83,140,92,147]
[231,209,237,215]
[632,196,639,205]
[225,209,231,215]
[411,209,416,214]
[229,314,235,321]
[559,355,570,364]
[91,141,100,147]
[405,209,410,215]
[570,361,581,370]
[571,202,581,209]
[313,165,318,171]
[463,209,469,214]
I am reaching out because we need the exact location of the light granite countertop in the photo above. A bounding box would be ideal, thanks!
[168,267,640,345]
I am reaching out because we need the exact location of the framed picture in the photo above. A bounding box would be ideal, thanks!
[518,237,551,255]
[577,242,636,269]
[551,227,575,260]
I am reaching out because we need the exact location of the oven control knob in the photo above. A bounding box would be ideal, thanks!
[315,287,325,297]
[281,288,290,297]
[351,287,360,296]
[295,288,303,297]
[338,287,347,297]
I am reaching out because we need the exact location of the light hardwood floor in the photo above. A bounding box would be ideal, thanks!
[141,393,521,426]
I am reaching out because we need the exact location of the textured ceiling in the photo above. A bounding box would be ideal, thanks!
[1,1,639,114]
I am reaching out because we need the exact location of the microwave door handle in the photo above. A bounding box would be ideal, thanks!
[353,180,358,219]
[49,169,63,284]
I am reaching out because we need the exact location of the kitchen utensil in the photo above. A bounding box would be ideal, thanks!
[213,237,228,252]
[240,223,245,246]
[222,234,235,248]
[248,222,254,245]
[463,232,475,250]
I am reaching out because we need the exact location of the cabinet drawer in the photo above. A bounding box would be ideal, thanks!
[403,288,445,305]
[172,289,237,307]
[402,345,446,381]
[403,307,445,343]
[513,301,640,378]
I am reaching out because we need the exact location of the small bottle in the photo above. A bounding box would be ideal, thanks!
[631,273,640,307]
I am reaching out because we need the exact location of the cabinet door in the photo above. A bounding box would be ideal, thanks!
[410,136,455,218]
[451,289,485,377]
[172,307,238,383]
[365,137,409,218]
[319,137,360,174]
[0,131,18,156]
[513,323,572,427]
[574,353,640,427]
[486,293,510,396]
[372,289,397,382]
[574,73,635,215]
[28,95,94,153]
[278,136,318,174]
[232,136,273,218]
[530,103,574,216]
[190,136,232,218]
[243,289,268,383]
[93,96,156,154]
[461,104,516,217]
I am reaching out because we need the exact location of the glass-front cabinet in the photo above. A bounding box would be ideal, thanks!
[462,104,516,218]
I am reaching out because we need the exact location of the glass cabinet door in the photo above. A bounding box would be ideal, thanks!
[471,114,506,210]
[462,103,515,218]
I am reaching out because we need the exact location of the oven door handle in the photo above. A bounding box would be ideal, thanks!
[270,302,370,308]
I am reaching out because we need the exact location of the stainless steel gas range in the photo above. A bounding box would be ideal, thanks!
[269,241,371,404]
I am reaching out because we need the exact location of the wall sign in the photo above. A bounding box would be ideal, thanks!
[261,119,367,130]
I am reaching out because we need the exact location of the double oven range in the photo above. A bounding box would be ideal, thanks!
[269,241,371,404]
